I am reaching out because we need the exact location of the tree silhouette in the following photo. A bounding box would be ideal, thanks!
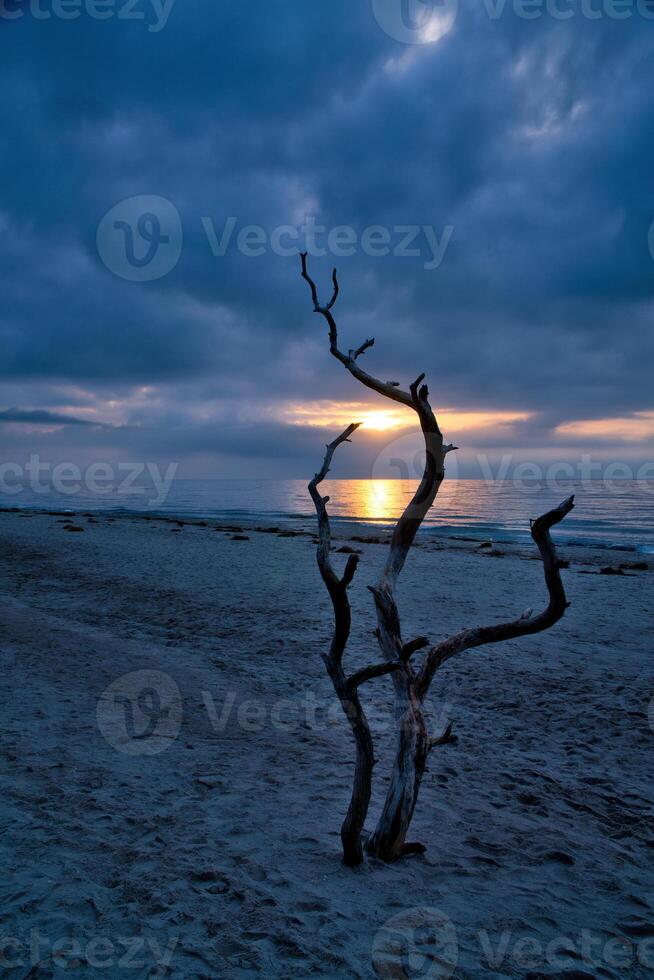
[302,254,574,863]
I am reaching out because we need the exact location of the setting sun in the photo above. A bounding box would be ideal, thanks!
[358,410,407,431]
[280,401,412,432]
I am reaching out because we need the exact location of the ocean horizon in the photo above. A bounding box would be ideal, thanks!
[4,477,653,554]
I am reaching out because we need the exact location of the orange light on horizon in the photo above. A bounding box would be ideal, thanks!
[281,401,412,432]
[556,412,654,442]
[281,400,531,434]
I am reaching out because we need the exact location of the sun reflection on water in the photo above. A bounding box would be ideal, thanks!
[340,478,420,524]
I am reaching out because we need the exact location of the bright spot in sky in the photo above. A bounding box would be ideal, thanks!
[358,410,406,431]
[280,401,411,432]
[420,10,455,44]
[280,401,531,434]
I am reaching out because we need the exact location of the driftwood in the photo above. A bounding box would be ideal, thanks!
[302,254,575,862]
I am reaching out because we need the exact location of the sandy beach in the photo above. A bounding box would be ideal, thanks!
[1,507,653,978]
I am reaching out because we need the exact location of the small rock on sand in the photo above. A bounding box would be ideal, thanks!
[544,850,575,866]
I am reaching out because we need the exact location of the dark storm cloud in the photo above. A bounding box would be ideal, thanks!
[0,408,107,426]
[0,1,653,472]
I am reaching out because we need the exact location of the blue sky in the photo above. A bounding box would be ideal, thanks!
[1,1,653,479]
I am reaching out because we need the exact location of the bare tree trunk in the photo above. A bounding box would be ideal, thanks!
[366,670,429,860]
[363,579,432,861]
[365,387,448,860]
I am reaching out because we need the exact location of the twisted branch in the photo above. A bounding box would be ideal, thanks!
[308,422,361,616]
[416,495,575,698]
[300,253,415,408]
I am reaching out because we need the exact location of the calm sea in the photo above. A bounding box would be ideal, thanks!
[4,478,654,554]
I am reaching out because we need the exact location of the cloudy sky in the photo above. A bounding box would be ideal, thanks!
[1,0,653,480]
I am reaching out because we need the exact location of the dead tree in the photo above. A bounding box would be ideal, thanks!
[302,254,575,862]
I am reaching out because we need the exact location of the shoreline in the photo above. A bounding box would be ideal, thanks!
[1,505,651,568]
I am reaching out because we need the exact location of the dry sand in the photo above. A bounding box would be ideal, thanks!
[1,508,653,978]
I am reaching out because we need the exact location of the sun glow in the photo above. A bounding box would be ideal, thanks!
[358,410,407,431]
[281,401,413,432]
[281,401,531,434]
